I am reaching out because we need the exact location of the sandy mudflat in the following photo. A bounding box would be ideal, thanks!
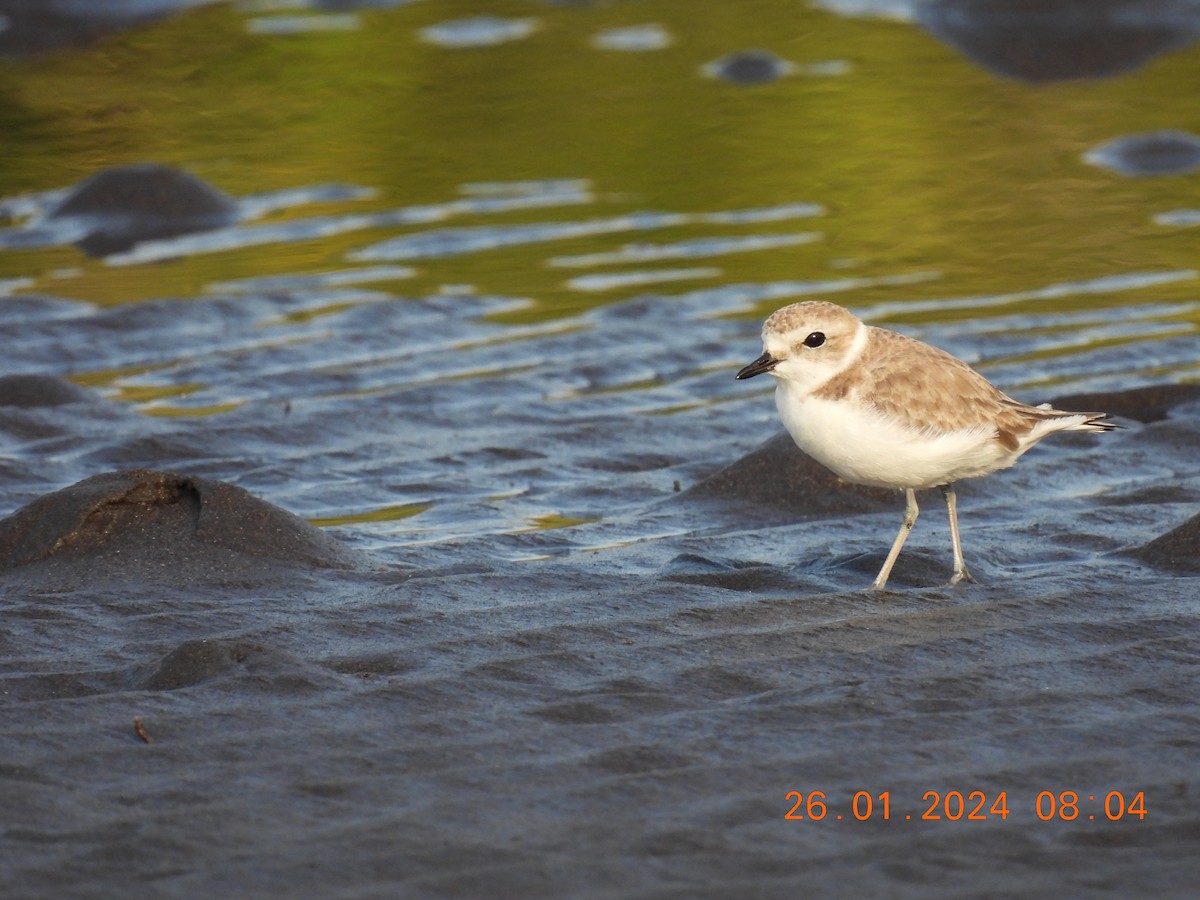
[2,1,1200,893]
[1,377,1197,898]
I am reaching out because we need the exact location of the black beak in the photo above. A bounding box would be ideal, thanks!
[736,351,777,380]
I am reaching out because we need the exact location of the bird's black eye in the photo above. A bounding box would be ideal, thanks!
[803,332,826,348]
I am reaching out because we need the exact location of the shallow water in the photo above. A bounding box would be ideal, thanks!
[1,1,1199,896]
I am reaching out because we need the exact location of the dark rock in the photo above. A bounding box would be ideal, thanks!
[665,564,801,593]
[704,49,792,85]
[917,0,1200,84]
[47,163,239,257]
[134,638,336,693]
[661,552,803,592]
[1131,512,1200,573]
[0,469,362,580]
[1084,131,1200,176]
[0,1,193,59]
[682,432,897,519]
[0,374,89,408]
[139,639,266,691]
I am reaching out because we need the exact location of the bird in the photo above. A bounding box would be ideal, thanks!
[735,300,1114,590]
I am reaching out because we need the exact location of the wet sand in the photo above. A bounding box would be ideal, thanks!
[1,2,1199,895]
[2,357,1197,896]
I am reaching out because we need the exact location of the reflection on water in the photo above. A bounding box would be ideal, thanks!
[419,16,540,48]
[308,502,430,528]
[591,23,674,52]
[0,1,1195,318]
[0,0,1196,533]
[2,11,1198,898]
[246,13,361,35]
[546,232,821,268]
[348,202,823,263]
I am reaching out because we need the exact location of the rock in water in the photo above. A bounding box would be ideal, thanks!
[1132,512,1200,573]
[0,469,362,583]
[47,163,239,256]
[682,431,896,520]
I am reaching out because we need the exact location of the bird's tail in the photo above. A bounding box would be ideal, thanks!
[1035,403,1117,432]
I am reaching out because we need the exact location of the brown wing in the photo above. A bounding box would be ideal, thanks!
[822,327,1058,443]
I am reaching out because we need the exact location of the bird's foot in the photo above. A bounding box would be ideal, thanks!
[948,567,975,586]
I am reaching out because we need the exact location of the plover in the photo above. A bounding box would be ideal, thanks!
[736,300,1114,589]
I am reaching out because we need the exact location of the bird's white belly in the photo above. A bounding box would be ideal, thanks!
[775,388,1016,489]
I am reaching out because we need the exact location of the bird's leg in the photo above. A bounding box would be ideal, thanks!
[872,488,919,591]
[940,483,974,585]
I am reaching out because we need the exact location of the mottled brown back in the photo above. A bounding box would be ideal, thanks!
[815,326,1089,442]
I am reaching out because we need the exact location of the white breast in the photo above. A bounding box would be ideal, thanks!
[774,386,1020,490]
